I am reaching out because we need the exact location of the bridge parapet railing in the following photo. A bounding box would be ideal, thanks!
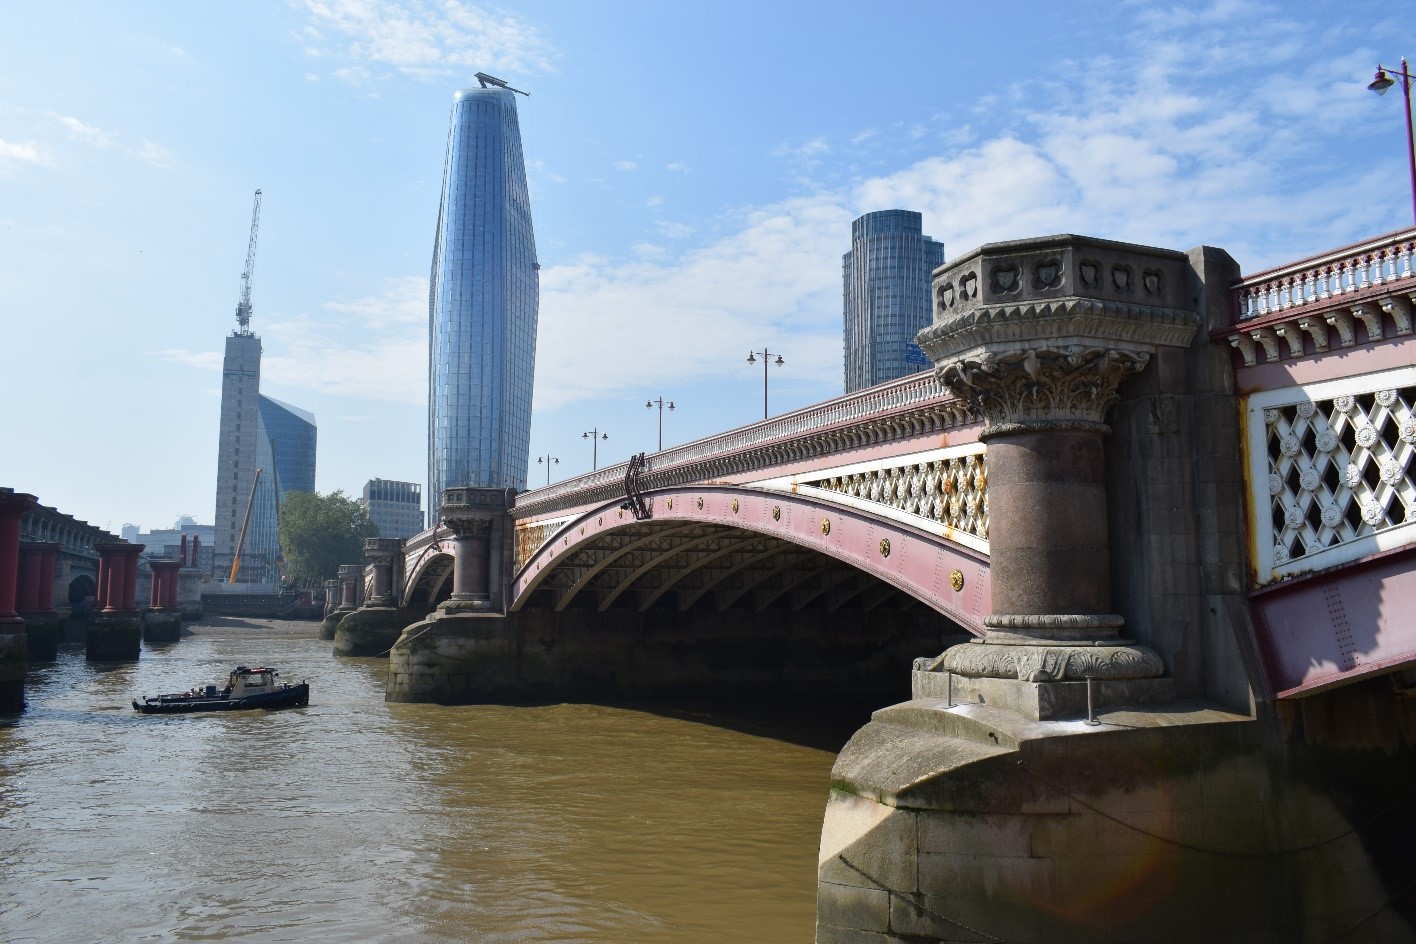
[1228,230,1416,588]
[513,371,969,519]
[1221,228,1416,367]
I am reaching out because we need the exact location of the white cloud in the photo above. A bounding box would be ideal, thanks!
[666,162,690,173]
[49,113,174,169]
[56,115,113,147]
[645,194,663,208]
[613,160,637,171]
[247,276,430,404]
[0,138,42,164]
[297,0,556,81]
[654,220,695,240]
[322,275,426,328]
[150,349,223,371]
[534,196,851,410]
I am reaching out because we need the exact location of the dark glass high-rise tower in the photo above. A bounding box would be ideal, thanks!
[842,210,946,393]
[428,84,539,522]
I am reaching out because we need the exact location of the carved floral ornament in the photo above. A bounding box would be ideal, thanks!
[937,346,1153,435]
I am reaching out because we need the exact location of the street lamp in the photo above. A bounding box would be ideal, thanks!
[1369,58,1416,225]
[646,397,675,451]
[746,349,785,420]
[536,453,559,487]
[582,428,608,470]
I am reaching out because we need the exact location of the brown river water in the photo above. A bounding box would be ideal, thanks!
[0,618,877,943]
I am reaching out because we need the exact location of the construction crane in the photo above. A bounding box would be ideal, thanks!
[475,72,529,96]
[229,468,262,584]
[234,189,262,334]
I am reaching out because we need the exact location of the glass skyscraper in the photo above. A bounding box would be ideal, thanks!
[258,395,317,498]
[427,85,539,522]
[842,210,946,393]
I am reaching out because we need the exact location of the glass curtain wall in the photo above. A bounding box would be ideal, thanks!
[842,210,946,393]
[427,87,539,523]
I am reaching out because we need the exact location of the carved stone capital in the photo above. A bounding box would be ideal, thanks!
[916,235,1200,435]
[443,517,492,540]
[440,486,510,539]
[938,346,1152,437]
[362,537,404,564]
[931,639,1164,682]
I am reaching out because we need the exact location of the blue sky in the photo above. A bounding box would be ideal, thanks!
[2,0,1413,532]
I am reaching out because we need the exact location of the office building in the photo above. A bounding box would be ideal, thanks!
[842,210,946,393]
[362,479,424,540]
[427,80,539,522]
[212,295,317,585]
[259,395,318,498]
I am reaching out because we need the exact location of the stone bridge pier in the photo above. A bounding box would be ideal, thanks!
[142,560,182,643]
[321,564,363,641]
[813,235,1416,944]
[387,487,515,703]
[0,492,38,711]
[17,541,62,661]
[90,542,144,660]
[333,537,406,657]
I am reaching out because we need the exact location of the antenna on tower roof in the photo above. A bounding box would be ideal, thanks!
[474,72,529,96]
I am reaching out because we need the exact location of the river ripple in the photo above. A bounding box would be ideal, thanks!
[0,618,857,943]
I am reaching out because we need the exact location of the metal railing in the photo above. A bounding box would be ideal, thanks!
[513,371,956,513]
[1234,227,1416,322]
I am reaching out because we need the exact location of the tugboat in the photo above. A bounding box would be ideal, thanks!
[132,666,310,714]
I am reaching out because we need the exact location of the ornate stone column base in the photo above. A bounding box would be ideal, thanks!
[142,610,182,644]
[0,631,25,713]
[385,610,518,704]
[333,606,409,658]
[87,613,142,661]
[932,638,1165,683]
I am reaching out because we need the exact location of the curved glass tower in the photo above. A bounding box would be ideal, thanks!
[842,210,946,393]
[428,86,539,522]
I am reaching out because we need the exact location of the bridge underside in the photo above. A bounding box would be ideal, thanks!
[517,520,931,616]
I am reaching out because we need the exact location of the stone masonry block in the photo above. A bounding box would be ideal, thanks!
[819,791,918,892]
[888,892,1022,942]
[816,881,890,934]
[918,811,1032,857]
[1024,811,1096,858]
[917,852,1058,903]
[814,922,902,944]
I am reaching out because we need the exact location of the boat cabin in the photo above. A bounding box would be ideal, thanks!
[227,666,282,698]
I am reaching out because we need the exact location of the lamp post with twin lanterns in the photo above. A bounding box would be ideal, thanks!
[536,453,559,487]
[645,397,675,451]
[746,348,784,420]
[1369,58,1416,226]
[581,429,608,471]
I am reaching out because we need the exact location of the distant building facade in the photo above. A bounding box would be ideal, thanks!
[427,83,539,523]
[362,479,424,540]
[842,210,946,393]
[212,313,317,584]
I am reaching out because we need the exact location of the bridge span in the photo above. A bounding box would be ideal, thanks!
[317,229,1416,944]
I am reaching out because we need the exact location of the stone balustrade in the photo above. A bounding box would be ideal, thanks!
[1222,228,1416,366]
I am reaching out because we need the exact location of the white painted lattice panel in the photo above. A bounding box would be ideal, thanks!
[750,443,989,554]
[1247,365,1416,584]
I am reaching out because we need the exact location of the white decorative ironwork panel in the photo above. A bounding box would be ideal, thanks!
[1247,366,1416,583]
[752,444,989,553]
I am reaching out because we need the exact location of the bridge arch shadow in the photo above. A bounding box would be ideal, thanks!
[504,486,987,704]
[403,546,454,619]
[513,485,988,629]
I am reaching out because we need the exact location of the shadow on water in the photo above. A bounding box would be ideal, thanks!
[587,689,904,753]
